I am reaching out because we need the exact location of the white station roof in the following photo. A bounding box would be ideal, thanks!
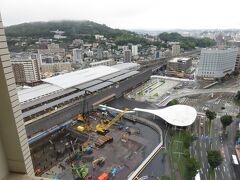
[42,66,120,89]
[134,105,197,126]
[112,63,140,70]
[17,84,63,103]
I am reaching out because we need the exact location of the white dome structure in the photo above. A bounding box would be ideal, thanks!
[133,105,197,127]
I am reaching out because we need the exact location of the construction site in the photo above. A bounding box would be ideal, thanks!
[29,107,158,180]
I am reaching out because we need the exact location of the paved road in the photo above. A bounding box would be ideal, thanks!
[158,88,238,106]
[191,112,237,180]
[191,115,211,180]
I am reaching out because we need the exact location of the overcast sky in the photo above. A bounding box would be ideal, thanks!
[1,0,240,30]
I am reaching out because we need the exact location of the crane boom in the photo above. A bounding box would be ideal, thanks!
[105,108,129,129]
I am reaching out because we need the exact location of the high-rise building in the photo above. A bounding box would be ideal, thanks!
[11,58,41,84]
[0,13,34,178]
[197,48,238,78]
[123,50,132,62]
[72,48,83,63]
[132,45,138,56]
[171,44,180,56]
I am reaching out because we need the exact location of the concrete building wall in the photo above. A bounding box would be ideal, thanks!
[0,14,34,177]
[0,137,8,179]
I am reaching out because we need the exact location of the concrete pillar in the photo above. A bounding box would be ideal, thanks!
[0,13,34,176]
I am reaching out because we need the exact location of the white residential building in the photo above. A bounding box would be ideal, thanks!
[132,45,138,56]
[172,44,181,56]
[197,48,238,78]
[72,48,83,63]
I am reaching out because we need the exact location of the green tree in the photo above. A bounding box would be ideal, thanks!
[234,91,240,104]
[183,132,196,148]
[166,99,179,106]
[220,115,233,131]
[207,150,223,169]
[205,110,216,121]
[185,157,200,179]
[205,110,216,133]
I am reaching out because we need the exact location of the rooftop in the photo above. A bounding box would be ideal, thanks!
[42,66,119,89]
[111,63,140,70]
[17,63,140,104]
[169,57,191,63]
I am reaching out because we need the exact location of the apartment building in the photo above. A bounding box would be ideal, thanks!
[11,58,41,84]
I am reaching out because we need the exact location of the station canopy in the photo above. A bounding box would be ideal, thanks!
[133,105,197,127]
[42,66,120,89]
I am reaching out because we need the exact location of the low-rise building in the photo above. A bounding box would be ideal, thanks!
[41,62,72,73]
[167,57,192,75]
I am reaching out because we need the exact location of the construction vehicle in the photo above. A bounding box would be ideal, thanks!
[92,157,106,168]
[77,125,85,132]
[76,123,93,133]
[84,123,93,132]
[77,114,84,122]
[98,172,109,180]
[95,108,129,134]
[95,135,113,147]
[71,163,89,178]
[121,132,129,142]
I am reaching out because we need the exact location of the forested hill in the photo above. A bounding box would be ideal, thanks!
[159,32,216,49]
[5,20,134,39]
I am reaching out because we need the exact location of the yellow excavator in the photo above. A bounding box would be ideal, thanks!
[95,108,129,134]
[92,157,105,168]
